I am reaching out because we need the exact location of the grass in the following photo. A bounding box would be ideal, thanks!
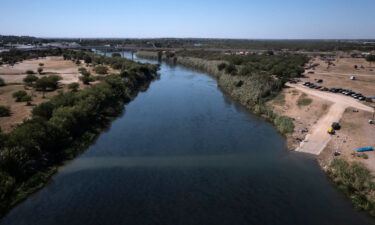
[273,93,286,106]
[327,158,375,216]
[297,93,313,106]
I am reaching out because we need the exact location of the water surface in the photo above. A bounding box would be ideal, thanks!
[1,53,374,225]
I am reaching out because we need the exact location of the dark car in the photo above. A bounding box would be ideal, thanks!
[332,122,341,130]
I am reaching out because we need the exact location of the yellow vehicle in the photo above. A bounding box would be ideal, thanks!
[328,126,335,135]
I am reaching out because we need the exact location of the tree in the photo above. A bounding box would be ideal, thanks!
[12,90,28,102]
[26,70,35,75]
[23,74,39,86]
[94,65,108,75]
[84,55,92,64]
[225,63,237,75]
[23,95,33,106]
[217,63,227,71]
[0,77,6,86]
[37,67,43,74]
[34,75,62,97]
[0,106,11,117]
[34,78,49,98]
[68,82,79,92]
[39,63,44,67]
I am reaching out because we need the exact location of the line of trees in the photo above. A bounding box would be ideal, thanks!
[0,51,159,217]
[0,48,63,66]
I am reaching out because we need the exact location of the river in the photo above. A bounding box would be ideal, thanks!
[1,53,374,225]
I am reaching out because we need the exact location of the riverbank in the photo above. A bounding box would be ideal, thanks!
[0,51,159,218]
[136,50,375,217]
[137,51,295,135]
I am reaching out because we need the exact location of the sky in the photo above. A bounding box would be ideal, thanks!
[1,0,375,39]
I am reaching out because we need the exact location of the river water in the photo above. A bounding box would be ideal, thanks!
[1,53,374,225]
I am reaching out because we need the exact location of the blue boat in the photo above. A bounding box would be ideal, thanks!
[356,147,374,152]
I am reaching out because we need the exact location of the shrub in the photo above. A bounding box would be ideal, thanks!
[112,53,121,58]
[328,158,375,215]
[12,90,28,102]
[94,65,108,75]
[274,116,294,134]
[68,82,79,92]
[0,106,11,117]
[225,64,237,75]
[80,76,93,85]
[39,63,44,67]
[0,77,5,86]
[26,70,35,75]
[217,63,227,71]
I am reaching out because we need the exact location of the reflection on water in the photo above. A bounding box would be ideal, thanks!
[1,53,374,225]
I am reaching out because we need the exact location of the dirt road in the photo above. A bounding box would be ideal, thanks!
[288,83,374,155]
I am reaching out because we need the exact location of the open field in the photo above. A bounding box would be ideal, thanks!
[0,56,81,84]
[305,57,375,97]
[0,56,116,132]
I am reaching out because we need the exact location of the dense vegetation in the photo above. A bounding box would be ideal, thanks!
[327,158,375,216]
[0,48,63,65]
[0,50,159,217]
[176,50,308,79]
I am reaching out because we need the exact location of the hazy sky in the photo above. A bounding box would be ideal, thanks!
[1,0,375,39]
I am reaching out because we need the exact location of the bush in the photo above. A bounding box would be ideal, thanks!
[68,82,79,92]
[12,91,28,102]
[217,63,227,71]
[0,78,5,86]
[328,158,375,215]
[225,64,237,75]
[94,65,108,75]
[274,116,294,134]
[0,106,11,117]
[26,70,35,75]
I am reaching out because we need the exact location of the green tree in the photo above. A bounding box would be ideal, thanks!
[217,63,227,71]
[12,90,28,102]
[112,53,121,58]
[23,74,38,86]
[34,75,62,97]
[94,65,108,75]
[37,67,43,74]
[26,70,35,75]
[84,55,92,64]
[0,106,11,117]
[225,64,237,75]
